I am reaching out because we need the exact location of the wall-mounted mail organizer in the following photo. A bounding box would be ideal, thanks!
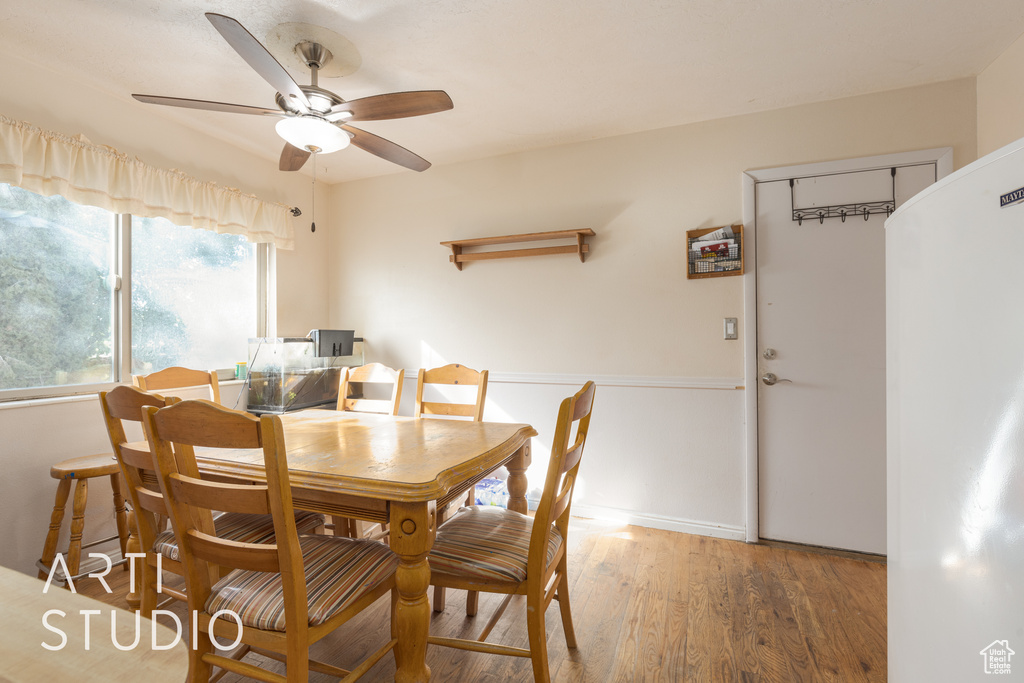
[686,224,744,279]
[441,228,595,270]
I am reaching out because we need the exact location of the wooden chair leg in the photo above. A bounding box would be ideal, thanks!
[556,573,577,648]
[331,516,358,538]
[124,508,142,610]
[66,478,90,579]
[466,590,479,617]
[190,629,216,683]
[526,591,551,683]
[109,473,130,570]
[433,585,446,613]
[139,557,158,620]
[38,478,73,580]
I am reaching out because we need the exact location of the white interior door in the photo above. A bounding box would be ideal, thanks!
[756,160,936,554]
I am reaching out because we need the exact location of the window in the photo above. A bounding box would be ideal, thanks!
[131,216,257,375]
[0,184,268,399]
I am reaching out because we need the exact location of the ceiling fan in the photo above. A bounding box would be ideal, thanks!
[133,13,452,172]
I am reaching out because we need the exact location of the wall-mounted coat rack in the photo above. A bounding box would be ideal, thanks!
[791,167,896,225]
[441,229,595,270]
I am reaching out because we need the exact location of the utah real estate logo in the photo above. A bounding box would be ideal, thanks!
[980,640,1014,675]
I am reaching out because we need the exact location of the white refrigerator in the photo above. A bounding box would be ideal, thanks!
[887,138,1024,680]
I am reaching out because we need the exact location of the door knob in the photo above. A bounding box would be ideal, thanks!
[761,372,792,386]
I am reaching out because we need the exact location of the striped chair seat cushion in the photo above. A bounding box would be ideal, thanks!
[428,505,564,583]
[152,510,323,562]
[205,535,398,632]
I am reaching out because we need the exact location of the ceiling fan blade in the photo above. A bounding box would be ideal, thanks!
[328,90,454,122]
[340,124,431,172]
[279,143,311,172]
[205,13,311,112]
[132,94,281,116]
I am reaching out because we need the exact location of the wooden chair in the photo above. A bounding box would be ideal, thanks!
[37,454,130,586]
[334,362,406,539]
[415,363,488,509]
[414,363,489,612]
[143,399,398,683]
[133,366,221,404]
[336,363,404,415]
[426,381,596,683]
[100,385,322,618]
[414,363,488,422]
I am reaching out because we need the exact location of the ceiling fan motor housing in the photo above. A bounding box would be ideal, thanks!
[275,87,343,116]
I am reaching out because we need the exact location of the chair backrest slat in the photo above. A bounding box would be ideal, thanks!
[147,399,262,449]
[170,473,272,516]
[134,486,168,516]
[342,397,398,414]
[133,366,222,405]
[181,528,281,573]
[418,401,478,418]
[119,443,159,472]
[414,365,488,422]
[561,441,584,476]
[549,473,576,522]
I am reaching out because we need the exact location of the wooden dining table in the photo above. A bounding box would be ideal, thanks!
[131,408,536,682]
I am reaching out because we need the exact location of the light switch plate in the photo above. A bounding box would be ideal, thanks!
[724,317,738,340]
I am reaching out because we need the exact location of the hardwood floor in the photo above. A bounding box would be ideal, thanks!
[79,517,887,682]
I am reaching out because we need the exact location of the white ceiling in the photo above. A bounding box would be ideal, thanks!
[2,0,1023,184]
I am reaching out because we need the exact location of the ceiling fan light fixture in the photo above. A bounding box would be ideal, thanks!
[275,116,350,154]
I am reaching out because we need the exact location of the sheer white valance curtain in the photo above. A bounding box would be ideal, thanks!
[0,114,294,249]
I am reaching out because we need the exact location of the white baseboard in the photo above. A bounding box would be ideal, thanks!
[568,502,746,541]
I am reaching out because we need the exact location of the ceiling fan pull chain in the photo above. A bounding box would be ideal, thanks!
[310,155,317,233]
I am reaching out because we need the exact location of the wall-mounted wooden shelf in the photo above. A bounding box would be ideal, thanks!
[440,229,595,270]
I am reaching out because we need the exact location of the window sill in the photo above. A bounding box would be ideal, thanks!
[0,379,248,411]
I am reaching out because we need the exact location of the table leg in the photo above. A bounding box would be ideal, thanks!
[505,441,532,515]
[389,500,436,683]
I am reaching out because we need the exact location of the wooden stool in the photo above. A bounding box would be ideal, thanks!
[37,453,130,584]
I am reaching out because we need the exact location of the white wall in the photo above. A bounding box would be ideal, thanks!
[328,79,978,538]
[978,30,1024,156]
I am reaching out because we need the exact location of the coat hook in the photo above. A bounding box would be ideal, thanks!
[863,207,870,221]
[840,210,847,222]
[818,211,825,224]
[797,213,803,226]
